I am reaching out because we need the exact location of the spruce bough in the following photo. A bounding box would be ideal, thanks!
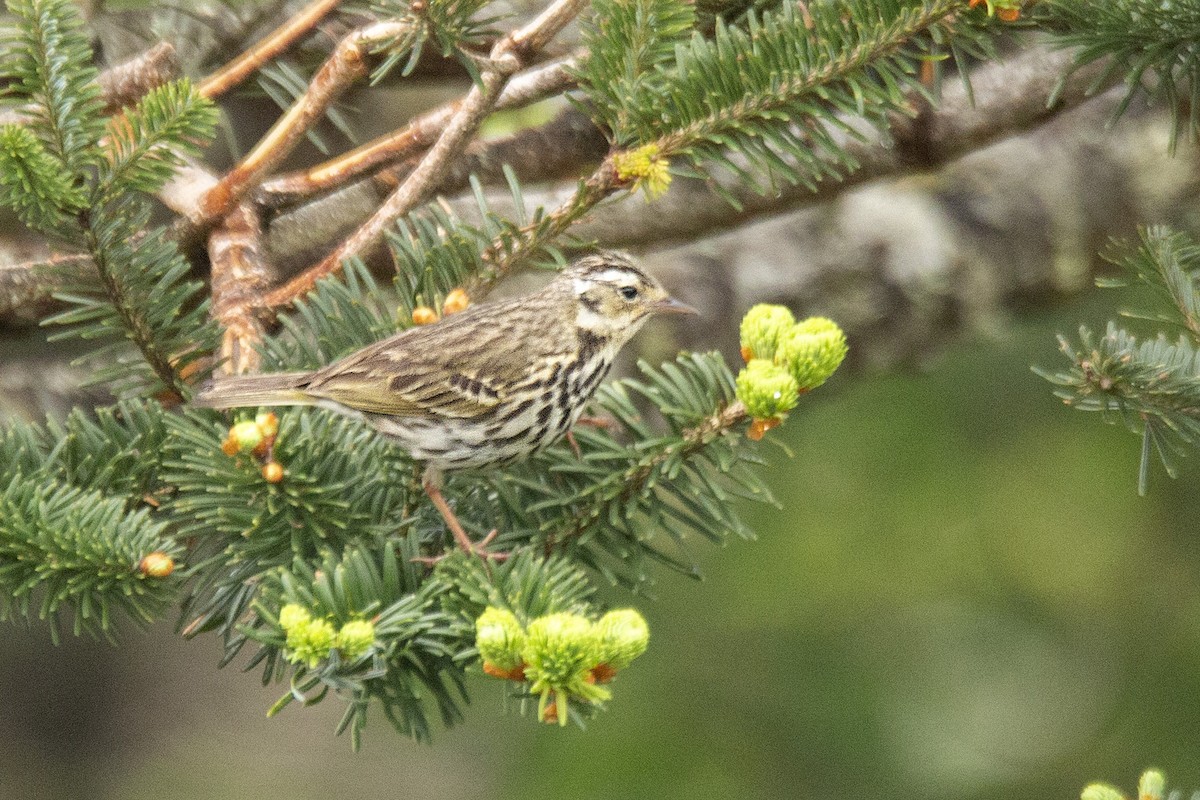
[0,0,1034,744]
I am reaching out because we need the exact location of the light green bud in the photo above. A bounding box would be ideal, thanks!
[1080,784,1126,800]
[736,359,800,420]
[775,316,848,390]
[278,603,311,632]
[594,608,649,670]
[739,304,796,362]
[336,619,377,660]
[285,617,336,668]
[230,419,265,452]
[475,607,526,671]
[522,612,609,704]
[1138,770,1165,800]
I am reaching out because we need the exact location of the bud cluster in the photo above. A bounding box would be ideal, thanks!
[277,603,377,669]
[220,410,284,483]
[1080,768,1166,800]
[612,143,672,200]
[968,0,1021,22]
[409,287,472,327]
[735,305,848,439]
[474,606,650,726]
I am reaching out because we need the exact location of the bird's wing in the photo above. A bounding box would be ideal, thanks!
[302,302,564,419]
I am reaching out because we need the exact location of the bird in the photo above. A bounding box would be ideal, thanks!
[194,250,697,557]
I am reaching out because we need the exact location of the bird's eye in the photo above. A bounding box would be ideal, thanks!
[619,286,639,300]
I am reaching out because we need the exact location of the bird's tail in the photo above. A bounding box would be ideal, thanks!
[193,372,315,410]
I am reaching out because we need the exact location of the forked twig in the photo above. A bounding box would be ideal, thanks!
[196,19,413,226]
[261,0,589,310]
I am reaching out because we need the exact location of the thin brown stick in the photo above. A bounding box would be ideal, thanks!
[258,53,582,207]
[209,203,272,375]
[198,0,344,99]
[262,0,589,309]
[196,20,411,225]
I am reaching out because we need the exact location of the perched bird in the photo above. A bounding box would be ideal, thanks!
[195,251,696,556]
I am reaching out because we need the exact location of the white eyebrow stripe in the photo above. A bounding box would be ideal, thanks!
[593,268,639,284]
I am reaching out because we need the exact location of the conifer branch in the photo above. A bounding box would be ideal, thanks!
[457,43,1114,258]
[198,0,345,100]
[549,399,751,554]
[262,0,588,310]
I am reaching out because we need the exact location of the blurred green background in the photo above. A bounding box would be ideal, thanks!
[3,289,1199,800]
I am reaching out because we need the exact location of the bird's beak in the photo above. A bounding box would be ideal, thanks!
[654,297,699,316]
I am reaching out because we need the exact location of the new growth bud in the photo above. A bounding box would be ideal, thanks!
[594,608,650,670]
[736,359,800,421]
[475,606,526,673]
[738,304,796,362]
[138,551,175,578]
[612,143,672,200]
[523,612,611,724]
[278,604,335,668]
[1081,784,1127,800]
[336,619,377,660]
[776,316,848,391]
[1138,770,1165,800]
[735,306,847,438]
[228,420,264,453]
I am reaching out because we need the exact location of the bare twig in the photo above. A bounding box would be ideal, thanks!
[209,203,272,375]
[262,0,589,309]
[198,0,345,99]
[257,53,582,207]
[195,19,412,226]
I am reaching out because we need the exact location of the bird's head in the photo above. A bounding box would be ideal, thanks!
[562,251,697,340]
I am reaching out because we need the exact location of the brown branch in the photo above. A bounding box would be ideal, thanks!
[257,53,582,207]
[261,0,589,309]
[209,203,272,375]
[0,42,181,127]
[195,20,411,226]
[97,42,182,112]
[198,0,345,99]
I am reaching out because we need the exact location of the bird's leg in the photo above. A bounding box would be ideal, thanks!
[566,415,618,458]
[421,467,504,561]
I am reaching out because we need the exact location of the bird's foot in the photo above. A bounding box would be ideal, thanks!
[412,529,508,565]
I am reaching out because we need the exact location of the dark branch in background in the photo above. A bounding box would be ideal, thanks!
[97,42,182,112]
[259,44,1118,278]
[0,44,1129,326]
